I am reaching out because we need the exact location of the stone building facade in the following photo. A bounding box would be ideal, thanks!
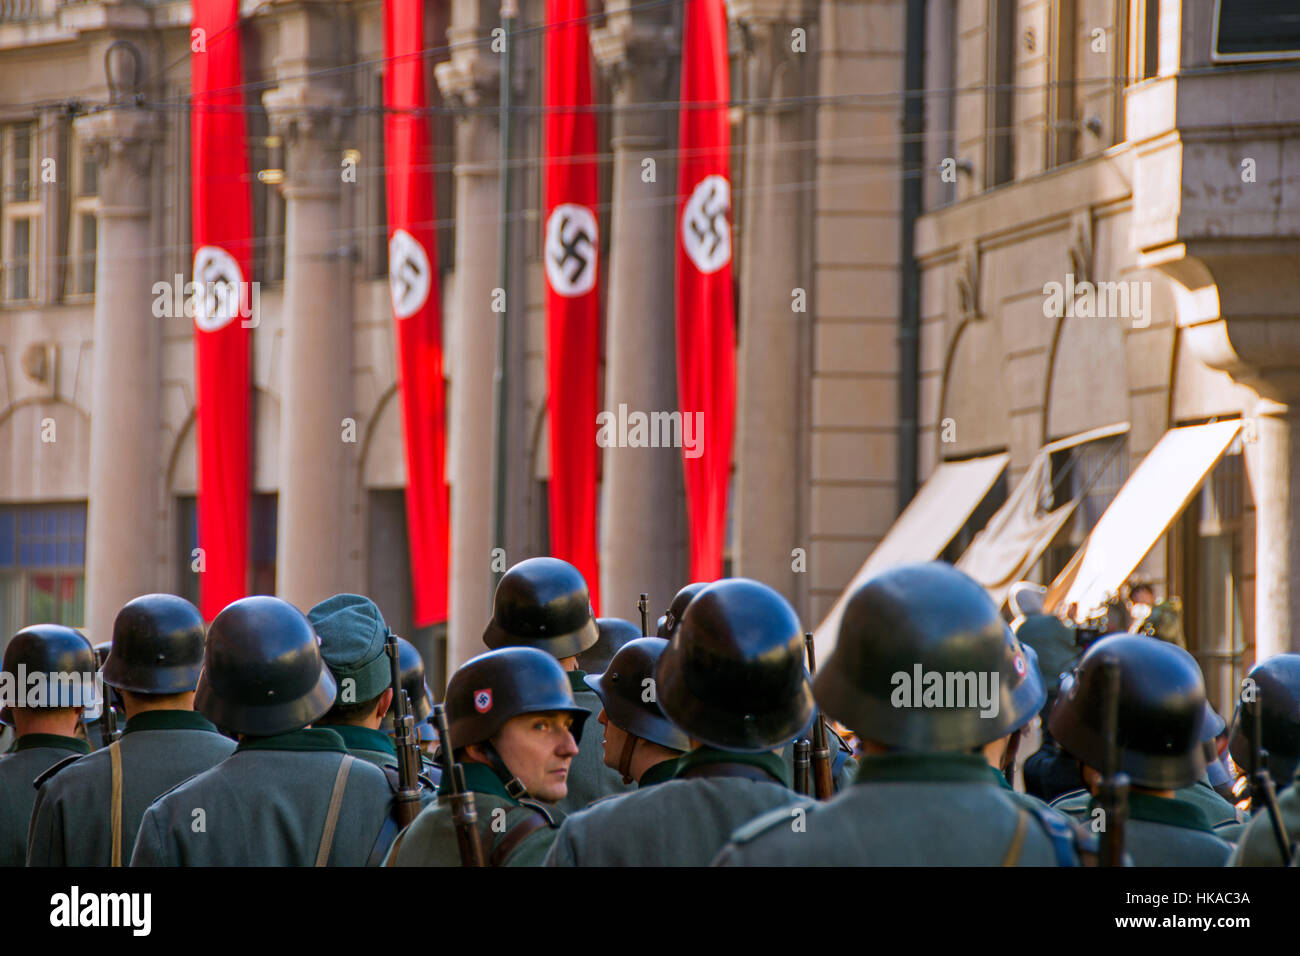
[0,0,1294,715]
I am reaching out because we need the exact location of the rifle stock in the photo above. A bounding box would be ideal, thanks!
[1096,658,1128,867]
[804,633,835,799]
[385,633,423,829]
[433,703,486,867]
[1246,688,1293,865]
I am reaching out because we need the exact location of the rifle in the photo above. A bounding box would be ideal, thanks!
[432,703,486,867]
[638,593,649,636]
[804,633,835,799]
[793,739,811,796]
[1245,687,1293,865]
[1095,658,1128,867]
[385,632,423,829]
[94,650,119,747]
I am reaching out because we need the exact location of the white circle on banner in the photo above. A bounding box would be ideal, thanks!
[544,204,598,297]
[681,174,732,274]
[192,246,244,333]
[389,229,432,319]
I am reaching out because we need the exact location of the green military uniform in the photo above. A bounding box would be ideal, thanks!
[0,734,91,866]
[637,758,678,787]
[545,746,808,867]
[327,724,437,810]
[1051,780,1243,831]
[383,762,561,866]
[1050,789,1232,865]
[559,671,633,813]
[131,728,396,866]
[1229,773,1300,865]
[27,710,235,866]
[716,752,1078,866]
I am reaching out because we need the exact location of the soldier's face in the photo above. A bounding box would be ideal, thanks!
[493,711,580,803]
[597,708,629,770]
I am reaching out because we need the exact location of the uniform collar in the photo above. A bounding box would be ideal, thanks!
[122,710,220,736]
[1088,791,1216,833]
[854,751,995,786]
[321,723,396,757]
[14,733,91,755]
[638,757,680,788]
[235,727,349,754]
[673,745,791,788]
[566,670,588,694]
[448,761,521,805]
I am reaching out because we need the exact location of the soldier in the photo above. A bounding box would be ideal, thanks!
[130,596,398,866]
[578,617,640,676]
[482,557,629,812]
[1017,613,1087,802]
[656,581,708,640]
[715,563,1083,867]
[27,595,237,866]
[0,625,96,866]
[380,633,441,767]
[1048,634,1233,866]
[1226,654,1300,863]
[585,637,689,787]
[544,578,817,867]
[383,646,585,866]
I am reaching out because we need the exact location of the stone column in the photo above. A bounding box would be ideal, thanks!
[263,80,353,612]
[1251,402,1300,660]
[79,107,161,641]
[436,20,501,669]
[731,3,810,608]
[591,5,685,620]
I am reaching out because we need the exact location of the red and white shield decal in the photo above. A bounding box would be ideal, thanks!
[473,689,492,713]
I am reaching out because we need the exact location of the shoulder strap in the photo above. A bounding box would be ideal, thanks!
[1000,807,1030,866]
[33,753,83,790]
[315,755,356,867]
[109,740,124,868]
[489,805,554,867]
[1027,804,1084,867]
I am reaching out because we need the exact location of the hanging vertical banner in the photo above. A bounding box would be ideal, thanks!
[544,0,601,612]
[675,0,736,581]
[191,0,253,619]
[385,0,449,625]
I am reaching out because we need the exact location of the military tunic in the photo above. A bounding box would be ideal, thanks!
[544,747,806,867]
[130,728,396,866]
[325,723,438,811]
[27,710,236,867]
[1229,772,1300,866]
[778,726,859,793]
[383,762,561,867]
[558,671,634,813]
[714,752,1081,867]
[0,733,90,866]
[1050,790,1232,866]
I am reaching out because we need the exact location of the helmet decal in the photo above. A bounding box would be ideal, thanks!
[473,689,493,713]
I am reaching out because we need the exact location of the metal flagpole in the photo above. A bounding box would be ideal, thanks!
[491,0,517,593]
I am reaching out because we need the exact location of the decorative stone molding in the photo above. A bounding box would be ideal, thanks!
[955,241,981,323]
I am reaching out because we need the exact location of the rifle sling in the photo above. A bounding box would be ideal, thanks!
[489,808,551,866]
[1000,808,1030,866]
[109,740,123,868]
[315,755,355,867]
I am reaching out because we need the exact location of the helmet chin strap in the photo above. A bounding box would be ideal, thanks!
[481,740,528,799]
[617,733,640,785]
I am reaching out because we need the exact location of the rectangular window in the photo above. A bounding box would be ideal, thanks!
[1043,434,1130,583]
[9,217,31,300]
[1213,0,1300,62]
[69,137,99,297]
[1140,0,1160,79]
[987,0,1016,187]
[11,123,32,202]
[176,493,278,603]
[3,122,40,302]
[0,503,88,647]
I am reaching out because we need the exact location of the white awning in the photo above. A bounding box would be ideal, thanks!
[956,423,1130,607]
[812,452,1010,659]
[1045,420,1243,616]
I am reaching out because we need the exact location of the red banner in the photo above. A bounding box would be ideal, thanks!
[544,0,601,612]
[191,0,252,619]
[675,0,735,581]
[385,0,449,625]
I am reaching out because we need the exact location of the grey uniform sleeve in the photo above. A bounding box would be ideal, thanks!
[26,785,63,867]
[128,807,169,867]
[541,819,579,867]
[711,842,743,866]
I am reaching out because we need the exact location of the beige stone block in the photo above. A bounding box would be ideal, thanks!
[1127,389,1170,457]
[814,267,900,320]
[809,538,884,603]
[810,482,900,538]
[957,0,990,36]
[1124,323,1175,393]
[816,213,900,266]
[811,428,898,481]
[815,320,898,375]
[821,0,906,56]
[817,106,901,165]
[1009,410,1044,466]
[813,376,898,428]
[1006,351,1048,412]
[998,292,1055,356]
[815,163,902,215]
[920,262,949,321]
[819,53,903,99]
[921,315,947,375]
